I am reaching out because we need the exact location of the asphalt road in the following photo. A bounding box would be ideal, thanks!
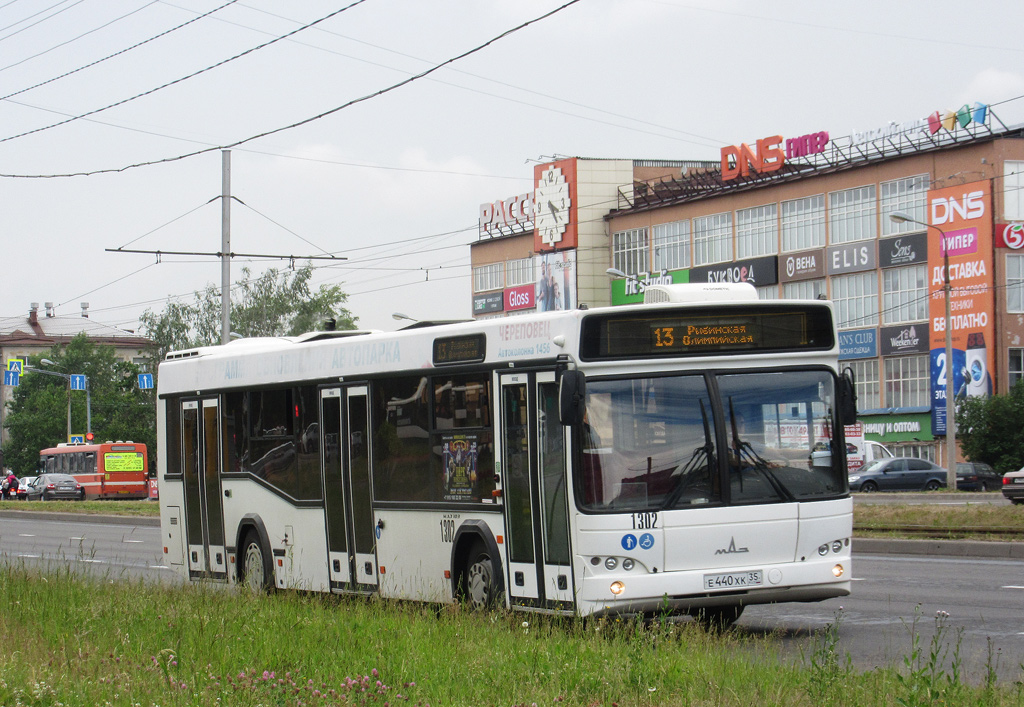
[1,511,1022,683]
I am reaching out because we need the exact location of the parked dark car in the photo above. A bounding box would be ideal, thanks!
[955,462,1002,492]
[848,457,947,492]
[1003,466,1024,505]
[26,474,85,501]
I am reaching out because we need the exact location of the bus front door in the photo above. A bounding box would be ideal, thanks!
[320,386,378,592]
[500,372,574,611]
[181,398,227,580]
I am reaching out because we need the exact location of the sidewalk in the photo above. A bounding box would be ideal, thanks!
[854,537,1024,559]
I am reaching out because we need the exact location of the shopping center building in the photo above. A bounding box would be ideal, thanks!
[469,105,1024,464]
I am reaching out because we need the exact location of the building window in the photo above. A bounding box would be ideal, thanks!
[612,228,649,276]
[847,359,880,411]
[1005,161,1024,220]
[882,264,928,324]
[782,279,826,300]
[693,212,732,266]
[505,258,535,288]
[781,194,825,252]
[757,285,778,300]
[832,271,878,328]
[881,175,929,236]
[652,220,689,271]
[1010,348,1024,388]
[892,443,935,463]
[884,354,930,408]
[473,263,503,293]
[1008,254,1024,313]
[736,203,777,259]
[829,185,877,244]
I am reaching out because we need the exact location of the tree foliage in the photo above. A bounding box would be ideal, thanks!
[955,381,1024,472]
[1,335,156,475]
[139,264,357,360]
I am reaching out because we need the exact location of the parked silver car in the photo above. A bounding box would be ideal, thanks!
[1002,466,1024,505]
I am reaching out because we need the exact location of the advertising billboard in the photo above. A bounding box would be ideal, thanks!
[926,181,994,434]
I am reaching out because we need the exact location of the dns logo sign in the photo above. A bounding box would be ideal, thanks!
[930,190,985,225]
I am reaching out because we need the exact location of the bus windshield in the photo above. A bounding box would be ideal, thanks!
[579,369,845,512]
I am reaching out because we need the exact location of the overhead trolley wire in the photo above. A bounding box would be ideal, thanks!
[0,0,238,100]
[0,0,371,144]
[0,0,583,179]
[0,0,161,76]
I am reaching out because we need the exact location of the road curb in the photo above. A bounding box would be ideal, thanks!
[0,510,160,527]
[854,537,1024,559]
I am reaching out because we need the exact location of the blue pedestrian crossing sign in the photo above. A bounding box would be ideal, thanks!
[138,373,154,390]
[70,374,87,390]
[3,370,19,386]
[68,435,84,444]
[6,358,23,374]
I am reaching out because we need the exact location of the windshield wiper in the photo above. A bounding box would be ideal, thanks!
[728,398,795,503]
[663,399,716,509]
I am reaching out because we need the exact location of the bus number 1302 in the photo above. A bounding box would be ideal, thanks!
[440,519,456,543]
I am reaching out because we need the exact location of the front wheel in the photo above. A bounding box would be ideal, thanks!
[463,540,501,610]
[860,481,878,493]
[925,480,941,491]
[239,531,274,593]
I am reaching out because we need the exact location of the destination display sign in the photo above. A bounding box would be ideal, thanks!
[580,305,834,359]
[433,334,486,366]
[104,452,145,472]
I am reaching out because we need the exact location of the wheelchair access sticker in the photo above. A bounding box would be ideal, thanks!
[621,533,656,551]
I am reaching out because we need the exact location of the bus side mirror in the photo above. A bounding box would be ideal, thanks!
[559,370,586,426]
[838,368,857,426]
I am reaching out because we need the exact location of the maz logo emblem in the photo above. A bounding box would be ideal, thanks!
[714,537,749,555]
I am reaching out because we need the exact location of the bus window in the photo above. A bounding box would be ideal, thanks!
[84,452,96,474]
[579,374,720,512]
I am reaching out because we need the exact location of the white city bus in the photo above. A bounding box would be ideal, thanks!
[157,283,855,624]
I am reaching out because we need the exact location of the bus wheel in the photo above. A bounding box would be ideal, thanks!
[690,605,744,631]
[240,531,273,593]
[464,541,499,609]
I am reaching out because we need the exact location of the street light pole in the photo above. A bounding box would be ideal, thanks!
[37,359,91,442]
[889,211,957,490]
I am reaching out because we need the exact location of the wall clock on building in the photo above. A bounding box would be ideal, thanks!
[535,166,571,247]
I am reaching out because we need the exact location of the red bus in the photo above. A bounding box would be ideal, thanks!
[39,442,151,500]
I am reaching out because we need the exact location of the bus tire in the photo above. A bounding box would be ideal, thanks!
[239,530,274,593]
[464,540,500,609]
[690,604,744,631]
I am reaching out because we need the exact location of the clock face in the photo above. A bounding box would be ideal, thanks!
[535,166,571,247]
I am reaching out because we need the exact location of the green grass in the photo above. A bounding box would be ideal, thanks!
[1,499,159,516]
[0,565,1021,706]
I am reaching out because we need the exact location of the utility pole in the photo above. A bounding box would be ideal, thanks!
[221,149,231,345]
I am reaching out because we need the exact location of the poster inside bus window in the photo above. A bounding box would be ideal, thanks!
[581,305,834,359]
[441,433,479,502]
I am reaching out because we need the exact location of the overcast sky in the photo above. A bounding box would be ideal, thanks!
[2,0,1023,335]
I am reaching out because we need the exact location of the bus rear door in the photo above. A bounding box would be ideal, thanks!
[500,371,574,611]
[320,386,378,592]
[181,398,227,580]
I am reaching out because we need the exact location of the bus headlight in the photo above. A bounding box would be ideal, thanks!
[605,557,618,570]
[622,558,635,571]
[831,540,843,553]
[610,581,625,595]
[832,564,844,578]
[818,544,829,556]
